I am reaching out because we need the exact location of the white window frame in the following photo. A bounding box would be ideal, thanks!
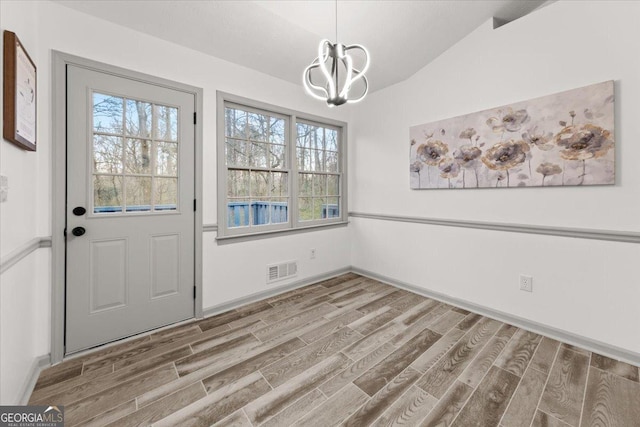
[216,92,348,239]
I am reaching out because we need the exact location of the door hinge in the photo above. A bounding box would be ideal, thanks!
[193,286,196,299]
[63,228,67,237]
[193,112,197,125]
[193,199,197,211]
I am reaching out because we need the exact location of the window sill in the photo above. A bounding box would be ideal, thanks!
[215,220,349,244]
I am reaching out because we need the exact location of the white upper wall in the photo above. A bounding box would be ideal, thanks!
[349,0,640,355]
[351,0,640,231]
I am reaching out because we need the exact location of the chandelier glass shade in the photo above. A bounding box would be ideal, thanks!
[303,39,370,107]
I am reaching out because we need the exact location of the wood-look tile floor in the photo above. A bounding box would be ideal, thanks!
[30,273,640,426]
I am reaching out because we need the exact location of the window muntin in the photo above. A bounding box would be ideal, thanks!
[92,92,179,214]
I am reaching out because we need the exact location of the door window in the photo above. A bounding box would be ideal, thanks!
[92,92,179,213]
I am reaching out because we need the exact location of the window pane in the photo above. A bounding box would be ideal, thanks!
[326,129,338,151]
[313,198,326,220]
[327,197,340,218]
[94,175,123,213]
[93,92,123,134]
[248,112,268,141]
[228,198,250,228]
[269,144,286,169]
[296,123,312,148]
[125,139,152,175]
[156,142,178,176]
[310,149,324,172]
[313,174,326,196]
[155,105,178,141]
[299,173,312,196]
[93,135,123,174]
[271,172,288,197]
[250,171,269,197]
[270,117,285,144]
[154,177,177,210]
[125,99,152,138]
[228,170,249,197]
[271,198,288,224]
[299,197,313,221]
[226,138,250,167]
[225,108,247,138]
[327,174,339,195]
[327,151,339,173]
[251,199,271,225]
[251,142,268,168]
[125,176,152,211]
[315,127,325,150]
[297,147,313,171]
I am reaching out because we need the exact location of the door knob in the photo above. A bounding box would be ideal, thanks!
[72,206,86,216]
[72,227,86,237]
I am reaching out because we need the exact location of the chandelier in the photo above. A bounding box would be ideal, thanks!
[303,1,370,107]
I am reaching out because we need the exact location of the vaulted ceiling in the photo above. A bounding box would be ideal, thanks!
[54,0,549,92]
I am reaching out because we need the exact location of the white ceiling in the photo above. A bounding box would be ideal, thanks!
[53,0,548,93]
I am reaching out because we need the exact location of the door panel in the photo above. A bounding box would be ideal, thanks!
[66,65,195,354]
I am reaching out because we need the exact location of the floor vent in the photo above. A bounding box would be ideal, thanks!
[267,261,298,283]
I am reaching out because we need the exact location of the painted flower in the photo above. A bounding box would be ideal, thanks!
[536,162,562,177]
[453,145,482,166]
[410,161,423,173]
[438,157,460,179]
[459,128,477,140]
[554,124,613,161]
[486,108,530,133]
[416,140,449,166]
[481,140,529,171]
[536,162,563,186]
[522,126,554,151]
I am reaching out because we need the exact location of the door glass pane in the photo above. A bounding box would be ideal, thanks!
[93,92,123,134]
[125,177,152,211]
[154,178,177,210]
[125,139,152,174]
[155,105,178,141]
[156,142,178,176]
[93,135,123,174]
[125,99,152,138]
[94,175,123,213]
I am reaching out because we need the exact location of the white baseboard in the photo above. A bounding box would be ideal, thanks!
[202,267,352,318]
[17,354,50,405]
[352,266,640,367]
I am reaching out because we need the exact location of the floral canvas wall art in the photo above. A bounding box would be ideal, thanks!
[409,81,615,189]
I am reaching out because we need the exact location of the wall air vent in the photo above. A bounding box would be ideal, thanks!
[267,260,298,284]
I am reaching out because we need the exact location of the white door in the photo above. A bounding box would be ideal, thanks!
[65,65,195,354]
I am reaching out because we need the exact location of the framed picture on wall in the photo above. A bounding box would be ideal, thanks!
[3,30,37,151]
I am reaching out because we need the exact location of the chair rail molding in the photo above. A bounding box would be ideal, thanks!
[348,212,640,244]
[0,236,52,275]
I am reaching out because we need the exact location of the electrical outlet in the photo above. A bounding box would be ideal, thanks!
[520,275,533,292]
[310,248,316,259]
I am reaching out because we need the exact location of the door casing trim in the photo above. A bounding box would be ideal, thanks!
[51,51,204,364]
